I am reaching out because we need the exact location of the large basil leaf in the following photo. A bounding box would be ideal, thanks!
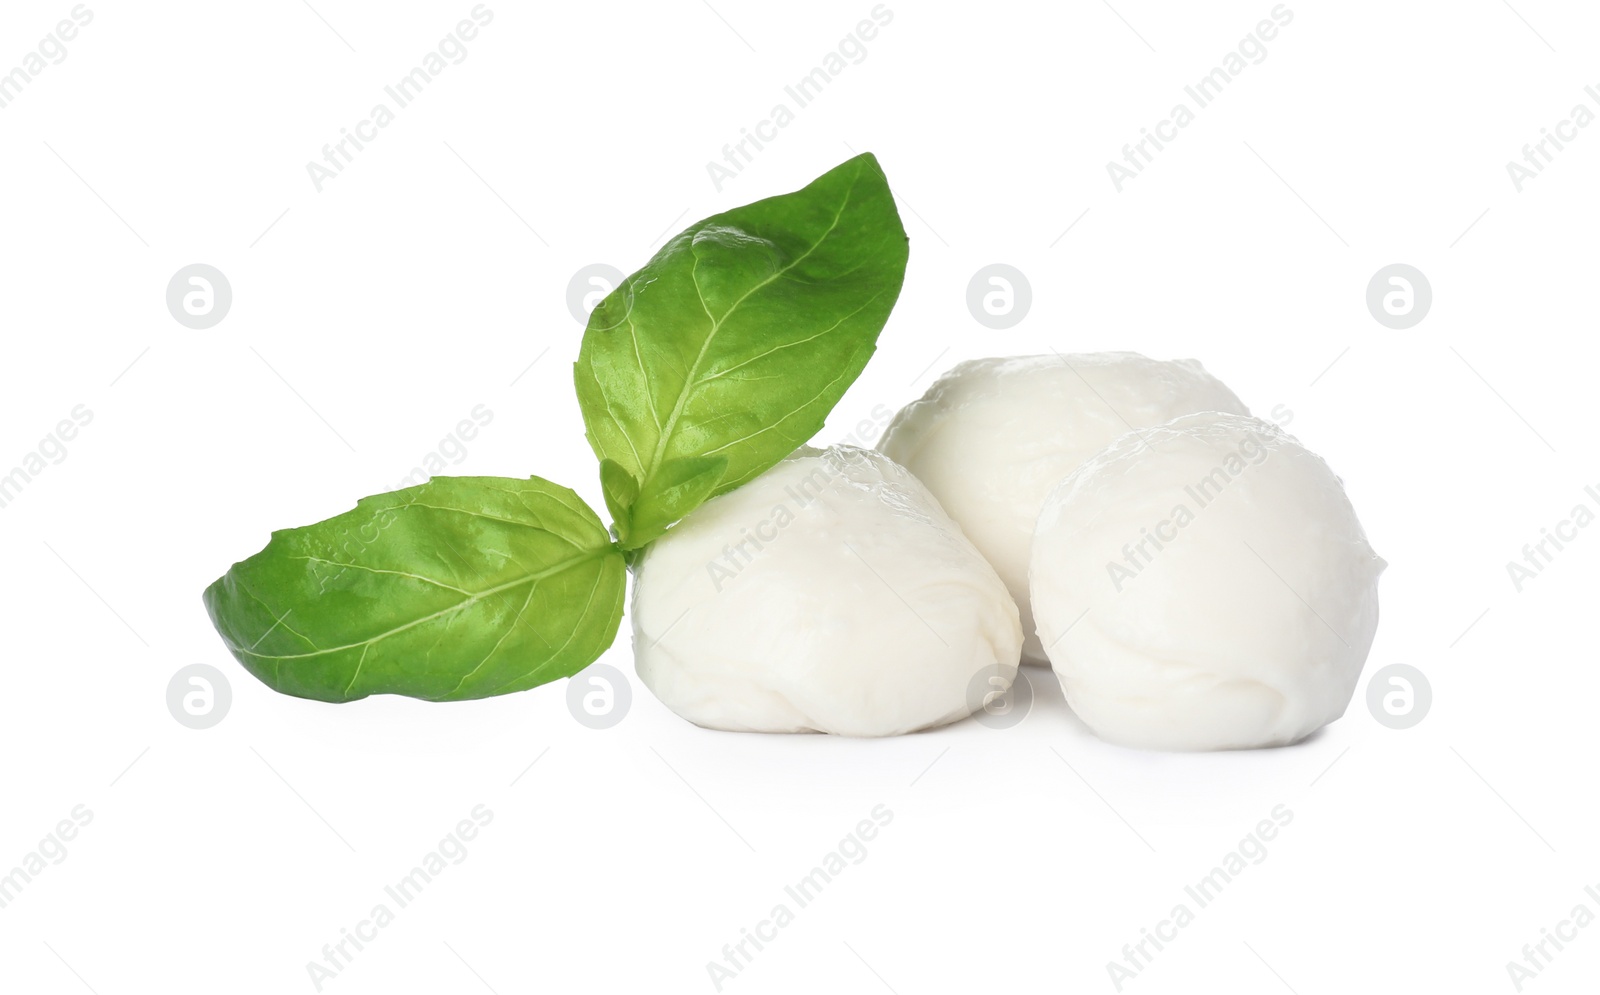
[575,152,909,548]
[203,476,625,702]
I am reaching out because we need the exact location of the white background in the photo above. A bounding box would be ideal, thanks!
[2,1,1597,992]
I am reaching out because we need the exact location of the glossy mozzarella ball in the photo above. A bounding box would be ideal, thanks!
[1031,413,1385,751]
[631,445,1022,736]
[879,353,1248,665]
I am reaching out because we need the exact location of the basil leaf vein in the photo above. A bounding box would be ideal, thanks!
[203,476,625,702]
[575,152,909,547]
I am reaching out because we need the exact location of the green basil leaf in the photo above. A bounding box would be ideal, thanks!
[575,152,909,548]
[598,458,639,541]
[203,476,626,703]
[628,454,727,547]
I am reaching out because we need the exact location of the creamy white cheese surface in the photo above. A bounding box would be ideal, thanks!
[879,353,1248,664]
[1030,412,1385,751]
[632,445,1022,736]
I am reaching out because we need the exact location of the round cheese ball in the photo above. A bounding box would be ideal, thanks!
[879,353,1248,665]
[632,445,1022,736]
[1030,412,1385,751]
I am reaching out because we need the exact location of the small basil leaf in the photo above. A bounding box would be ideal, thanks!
[203,476,625,703]
[628,454,727,547]
[598,458,639,541]
[575,152,909,548]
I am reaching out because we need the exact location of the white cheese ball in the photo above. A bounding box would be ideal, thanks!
[879,353,1248,665]
[1031,413,1385,751]
[632,445,1021,736]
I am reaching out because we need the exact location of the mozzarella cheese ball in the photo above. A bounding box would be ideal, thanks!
[1031,412,1385,751]
[632,445,1021,736]
[879,353,1248,665]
